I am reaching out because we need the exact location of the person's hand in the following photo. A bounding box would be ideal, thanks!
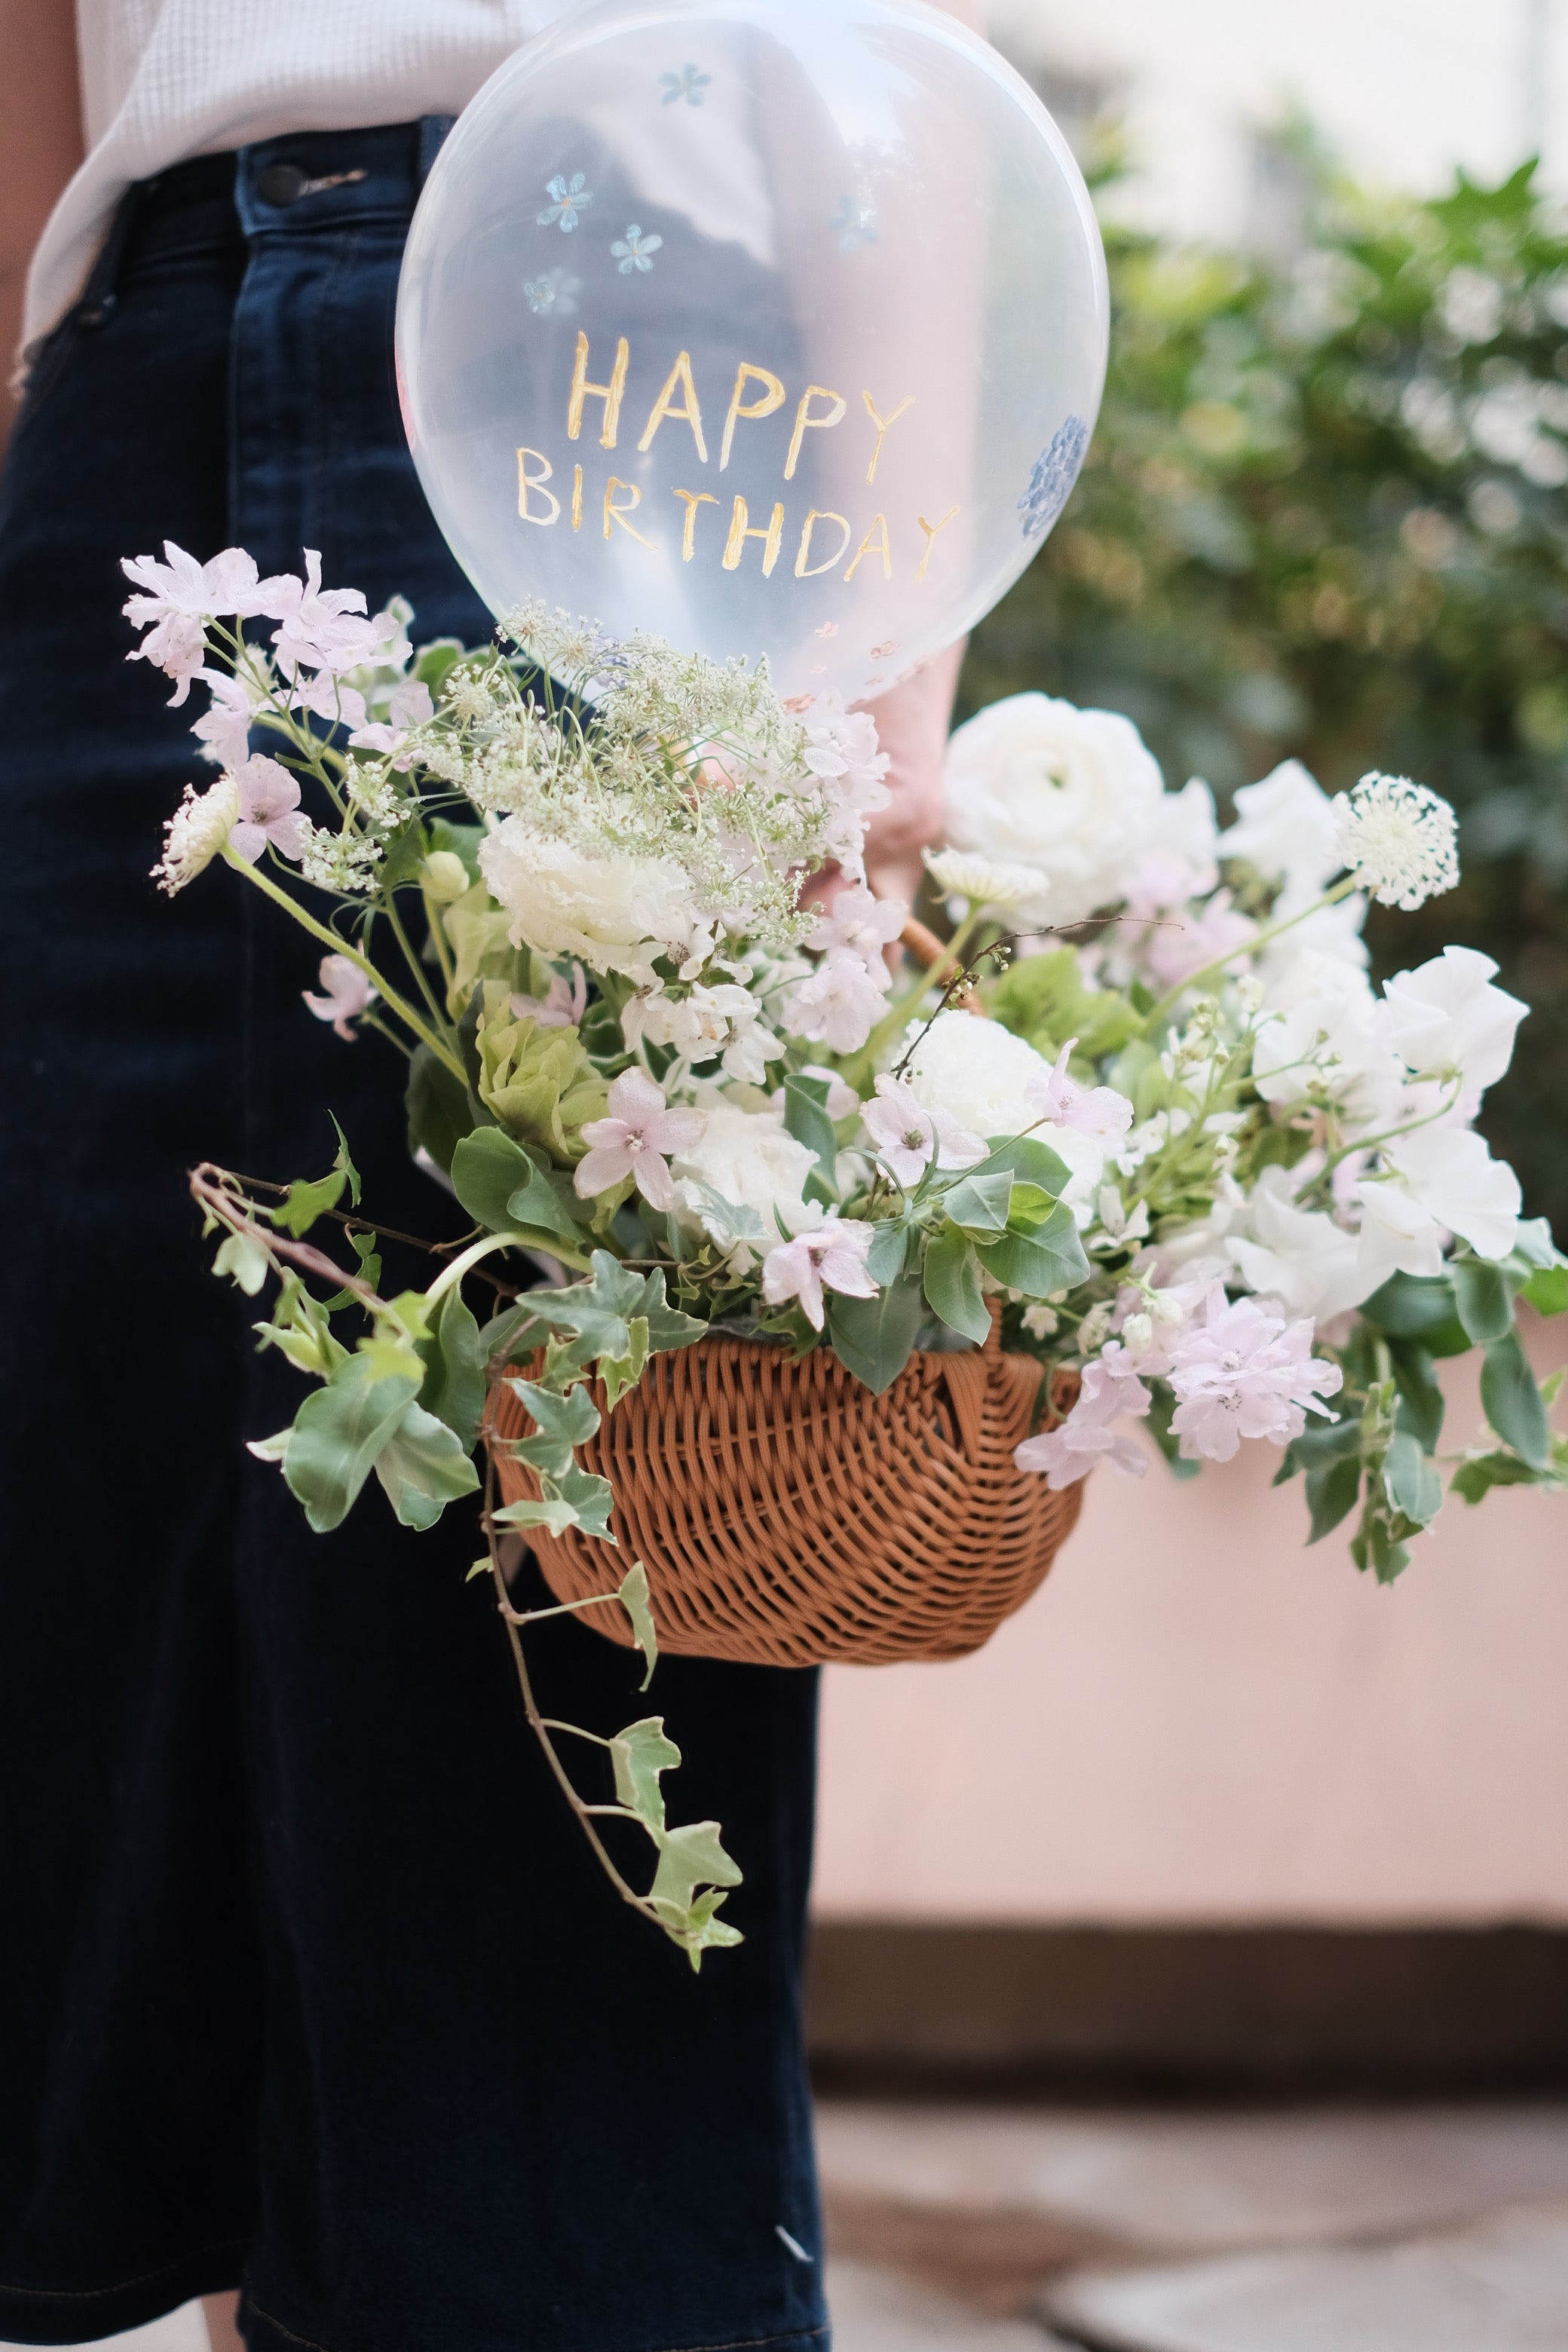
[856,639,965,906]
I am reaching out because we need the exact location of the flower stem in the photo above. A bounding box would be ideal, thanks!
[1138,877,1361,1034]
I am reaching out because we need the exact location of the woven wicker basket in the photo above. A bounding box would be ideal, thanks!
[488,1318,1081,1668]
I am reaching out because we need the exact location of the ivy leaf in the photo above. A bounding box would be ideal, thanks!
[610,1713,678,1824]
[599,1315,651,1414]
[213,1230,271,1296]
[975,1201,1089,1298]
[549,1461,617,1542]
[942,1168,1015,1237]
[617,1560,659,1689]
[1452,1257,1515,1347]
[416,1285,485,1451]
[922,1223,991,1345]
[321,1227,381,1312]
[272,1168,347,1239]
[329,1113,362,1207]
[654,1886,745,1968]
[504,1377,600,1475]
[827,1265,924,1394]
[492,1493,580,1539]
[1481,1328,1551,1470]
[372,1398,482,1530]
[283,1358,421,1533]
[648,1819,743,1919]
[633,1267,706,1355]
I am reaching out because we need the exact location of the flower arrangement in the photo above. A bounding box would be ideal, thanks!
[127,542,1566,1960]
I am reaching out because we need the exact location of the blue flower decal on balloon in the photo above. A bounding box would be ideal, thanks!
[1018,415,1089,541]
[612,224,663,275]
[538,173,593,231]
[524,268,580,317]
[661,63,711,106]
[828,195,877,253]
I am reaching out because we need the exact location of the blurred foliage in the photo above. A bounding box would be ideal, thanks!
[961,142,1568,1228]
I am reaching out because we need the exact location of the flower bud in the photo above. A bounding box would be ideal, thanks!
[421,850,470,903]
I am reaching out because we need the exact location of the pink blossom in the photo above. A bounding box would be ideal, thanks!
[1026,1039,1135,1144]
[1166,1285,1343,1462]
[783,950,888,1055]
[259,550,408,678]
[862,1073,986,1188]
[228,755,309,865]
[190,671,256,770]
[803,712,891,815]
[303,954,375,1042]
[348,678,433,763]
[290,671,367,730]
[574,1070,706,1211]
[1144,887,1257,991]
[122,542,278,702]
[1015,1351,1151,1487]
[807,884,906,980]
[760,1216,878,1331]
[512,962,588,1029]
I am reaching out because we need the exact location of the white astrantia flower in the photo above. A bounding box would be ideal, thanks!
[923,848,1053,914]
[151,773,240,894]
[1335,773,1459,911]
[478,824,710,986]
[942,693,1213,927]
[1382,945,1527,1102]
[670,1105,818,1264]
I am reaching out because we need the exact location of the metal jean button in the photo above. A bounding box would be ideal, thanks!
[256,162,311,207]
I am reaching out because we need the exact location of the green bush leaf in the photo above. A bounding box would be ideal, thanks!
[782,1074,838,1186]
[975,1201,1089,1297]
[1481,1328,1551,1470]
[283,1359,421,1533]
[1388,1338,1445,1454]
[1383,1430,1443,1528]
[415,1285,485,1451]
[922,1223,991,1344]
[942,1167,1015,1236]
[451,1127,544,1233]
[406,1044,476,1178]
[1358,1272,1470,1355]
[1453,1257,1515,1347]
[506,1158,590,1248]
[827,1266,924,1393]
[1524,1262,1568,1318]
[617,1562,659,1691]
[1451,1450,1545,1504]
[979,1135,1073,1197]
[372,1399,482,1530]
[865,1217,912,1286]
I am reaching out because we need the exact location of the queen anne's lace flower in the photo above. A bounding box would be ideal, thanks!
[1335,773,1459,911]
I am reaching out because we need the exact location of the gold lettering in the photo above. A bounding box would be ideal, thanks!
[720,361,786,470]
[914,504,960,583]
[844,513,892,581]
[723,495,786,575]
[603,476,657,549]
[571,464,583,531]
[516,446,561,525]
[674,488,718,561]
[784,384,847,481]
[862,390,914,486]
[568,331,630,449]
[795,508,852,577]
[639,350,708,461]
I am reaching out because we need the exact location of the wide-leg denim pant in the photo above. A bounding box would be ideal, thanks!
[0,122,825,2352]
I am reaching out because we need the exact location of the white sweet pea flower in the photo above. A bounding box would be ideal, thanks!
[1252,953,1405,1132]
[1375,1119,1523,1261]
[626,982,783,1083]
[1383,945,1527,1101]
[1221,759,1343,895]
[1230,1163,1370,1321]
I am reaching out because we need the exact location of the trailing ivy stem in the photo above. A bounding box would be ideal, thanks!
[221,849,468,1081]
[424,1227,584,1308]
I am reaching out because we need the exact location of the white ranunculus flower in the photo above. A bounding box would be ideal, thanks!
[942,693,1181,926]
[671,1105,817,1265]
[477,822,707,985]
[902,1010,1106,1223]
[1383,945,1527,1101]
[1221,759,1343,895]
[1230,1164,1372,1322]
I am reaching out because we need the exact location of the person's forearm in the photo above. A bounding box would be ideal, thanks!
[0,0,83,449]
[861,640,966,903]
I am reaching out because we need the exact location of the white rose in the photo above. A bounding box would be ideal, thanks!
[477,822,707,984]
[671,1105,817,1265]
[942,693,1178,926]
[902,1010,1105,1223]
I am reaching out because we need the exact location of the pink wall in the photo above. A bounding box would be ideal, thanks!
[814,1318,1568,1924]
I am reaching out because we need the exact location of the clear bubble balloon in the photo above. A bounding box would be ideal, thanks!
[397,0,1107,709]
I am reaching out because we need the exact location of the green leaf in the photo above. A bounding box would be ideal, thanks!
[214,1230,270,1296]
[610,1713,678,1824]
[329,1113,362,1207]
[283,1358,421,1533]
[1383,1430,1443,1528]
[864,1217,912,1287]
[372,1398,482,1530]
[1524,1262,1568,1318]
[273,1168,347,1239]
[406,1043,476,1177]
[922,1224,991,1345]
[1388,1337,1445,1455]
[1453,1257,1515,1346]
[782,1074,839,1187]
[549,1461,617,1541]
[1450,1450,1549,1504]
[827,1266,924,1394]
[416,1285,485,1451]
[978,1135,1073,1198]
[648,1818,743,1917]
[617,1562,659,1692]
[942,1167,1015,1236]
[974,1201,1090,1298]
[451,1127,546,1234]
[1358,1272,1470,1355]
[599,1315,650,1414]
[1481,1328,1551,1470]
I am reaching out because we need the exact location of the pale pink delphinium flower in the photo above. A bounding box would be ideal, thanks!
[1015,1347,1151,1487]
[1026,1038,1135,1145]
[190,670,257,770]
[1166,1285,1342,1462]
[782,951,889,1055]
[807,884,906,979]
[228,755,310,865]
[862,1073,986,1189]
[512,962,588,1030]
[122,541,271,704]
[289,671,368,730]
[1143,888,1257,993]
[760,1216,878,1331]
[303,954,376,1043]
[261,548,408,678]
[803,713,891,815]
[349,678,435,764]
[574,1070,706,1211]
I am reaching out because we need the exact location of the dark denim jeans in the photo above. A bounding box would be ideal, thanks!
[0,124,825,2352]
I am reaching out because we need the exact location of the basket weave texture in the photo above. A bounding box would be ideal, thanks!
[488,1325,1082,1668]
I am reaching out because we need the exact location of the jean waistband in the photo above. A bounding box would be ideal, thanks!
[93,118,454,302]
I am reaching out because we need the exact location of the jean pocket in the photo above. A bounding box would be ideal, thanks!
[9,304,87,443]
